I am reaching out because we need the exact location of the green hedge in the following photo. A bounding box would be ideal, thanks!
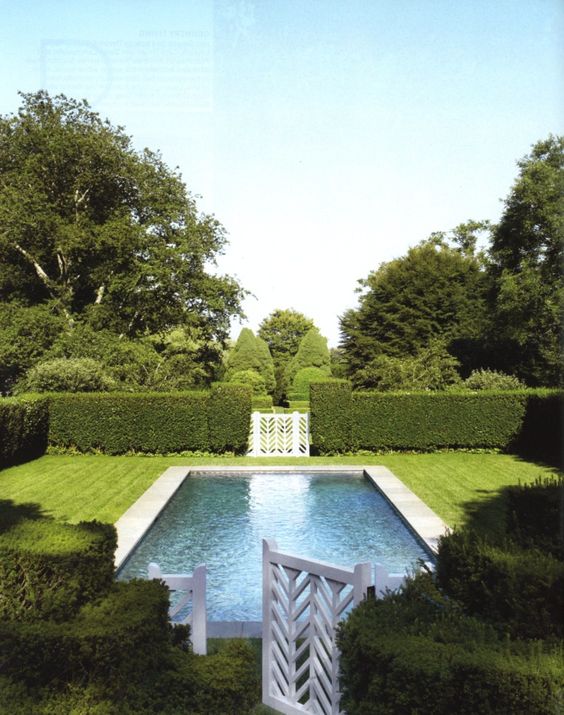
[251,394,273,410]
[310,383,562,459]
[337,580,564,715]
[0,396,48,468]
[310,380,352,452]
[47,384,252,454]
[208,382,252,453]
[0,518,116,623]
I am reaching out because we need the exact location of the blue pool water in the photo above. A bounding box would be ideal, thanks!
[117,471,431,621]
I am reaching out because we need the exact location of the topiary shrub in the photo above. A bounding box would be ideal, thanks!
[0,395,49,468]
[309,380,352,452]
[252,394,273,410]
[289,366,333,400]
[208,382,252,453]
[228,369,267,395]
[463,368,525,390]
[0,517,116,623]
[285,328,331,386]
[224,328,275,394]
[18,358,116,393]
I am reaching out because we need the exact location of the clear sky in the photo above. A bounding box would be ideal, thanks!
[1,0,562,345]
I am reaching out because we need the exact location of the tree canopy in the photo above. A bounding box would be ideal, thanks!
[257,309,315,366]
[0,91,245,341]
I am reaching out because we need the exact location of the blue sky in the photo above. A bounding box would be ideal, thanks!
[1,0,562,345]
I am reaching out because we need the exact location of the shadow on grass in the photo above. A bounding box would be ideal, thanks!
[0,498,46,533]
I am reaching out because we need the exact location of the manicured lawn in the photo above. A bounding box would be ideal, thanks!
[0,452,559,532]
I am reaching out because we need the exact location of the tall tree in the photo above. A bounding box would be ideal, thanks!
[224,327,276,394]
[339,237,488,376]
[285,328,331,386]
[0,91,245,342]
[487,135,563,385]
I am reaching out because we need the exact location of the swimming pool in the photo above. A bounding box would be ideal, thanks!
[117,470,432,621]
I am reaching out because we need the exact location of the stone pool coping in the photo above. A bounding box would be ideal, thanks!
[114,465,448,571]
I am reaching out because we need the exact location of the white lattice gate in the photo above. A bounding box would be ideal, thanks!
[248,412,309,456]
[262,539,371,715]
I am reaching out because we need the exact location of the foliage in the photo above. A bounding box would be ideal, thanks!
[0,90,245,350]
[309,380,352,453]
[285,328,331,386]
[17,358,116,393]
[462,368,525,390]
[487,135,564,386]
[337,576,564,715]
[258,309,316,400]
[436,530,564,639]
[227,369,266,395]
[224,328,275,394]
[0,395,49,467]
[251,394,273,409]
[0,303,65,395]
[0,514,116,622]
[289,366,335,400]
[352,340,461,391]
[207,382,253,454]
[340,237,488,377]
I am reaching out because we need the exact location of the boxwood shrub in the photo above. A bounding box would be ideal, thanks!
[0,518,116,623]
[309,380,352,452]
[0,395,48,468]
[337,579,564,715]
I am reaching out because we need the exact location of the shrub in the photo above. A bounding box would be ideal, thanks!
[0,518,116,623]
[337,578,564,715]
[208,382,252,453]
[48,392,210,454]
[0,395,48,467]
[228,369,267,395]
[285,328,331,386]
[251,394,273,410]
[18,358,116,394]
[290,366,333,400]
[436,530,564,639]
[511,390,563,467]
[224,328,275,394]
[309,380,352,452]
[463,368,526,390]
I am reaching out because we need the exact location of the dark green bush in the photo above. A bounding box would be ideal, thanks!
[463,368,525,390]
[48,391,210,454]
[436,530,564,639]
[0,395,48,467]
[0,518,116,623]
[511,390,563,467]
[337,578,564,715]
[351,390,527,450]
[208,382,252,453]
[309,380,352,452]
[228,369,267,396]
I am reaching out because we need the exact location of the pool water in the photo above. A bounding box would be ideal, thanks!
[117,471,431,621]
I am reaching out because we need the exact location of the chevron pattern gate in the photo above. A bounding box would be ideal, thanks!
[248,412,309,456]
[262,539,371,715]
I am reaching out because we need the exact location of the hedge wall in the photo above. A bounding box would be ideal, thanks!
[0,396,48,468]
[310,382,562,461]
[47,383,252,454]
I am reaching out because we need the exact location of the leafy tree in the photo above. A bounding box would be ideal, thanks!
[258,309,315,402]
[224,328,276,393]
[352,340,461,391]
[0,91,245,344]
[487,136,564,386]
[340,237,488,377]
[0,303,65,394]
[285,328,331,386]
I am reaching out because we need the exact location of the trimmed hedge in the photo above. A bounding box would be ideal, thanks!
[0,518,116,623]
[310,380,352,452]
[251,394,273,410]
[47,384,252,454]
[310,382,562,460]
[0,396,48,468]
[337,579,564,715]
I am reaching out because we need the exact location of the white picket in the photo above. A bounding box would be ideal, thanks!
[248,412,310,456]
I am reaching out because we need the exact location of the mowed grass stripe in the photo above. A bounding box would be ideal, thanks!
[0,453,560,529]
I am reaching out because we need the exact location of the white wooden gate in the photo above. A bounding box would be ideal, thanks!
[248,411,310,456]
[262,539,371,715]
[148,562,207,655]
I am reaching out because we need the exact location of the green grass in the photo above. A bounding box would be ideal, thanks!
[0,451,560,531]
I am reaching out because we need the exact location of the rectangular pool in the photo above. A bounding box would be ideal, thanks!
[117,471,432,621]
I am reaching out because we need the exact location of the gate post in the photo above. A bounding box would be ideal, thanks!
[291,411,300,456]
[252,411,261,457]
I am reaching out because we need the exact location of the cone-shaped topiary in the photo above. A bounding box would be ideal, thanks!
[285,328,331,386]
[224,328,276,394]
